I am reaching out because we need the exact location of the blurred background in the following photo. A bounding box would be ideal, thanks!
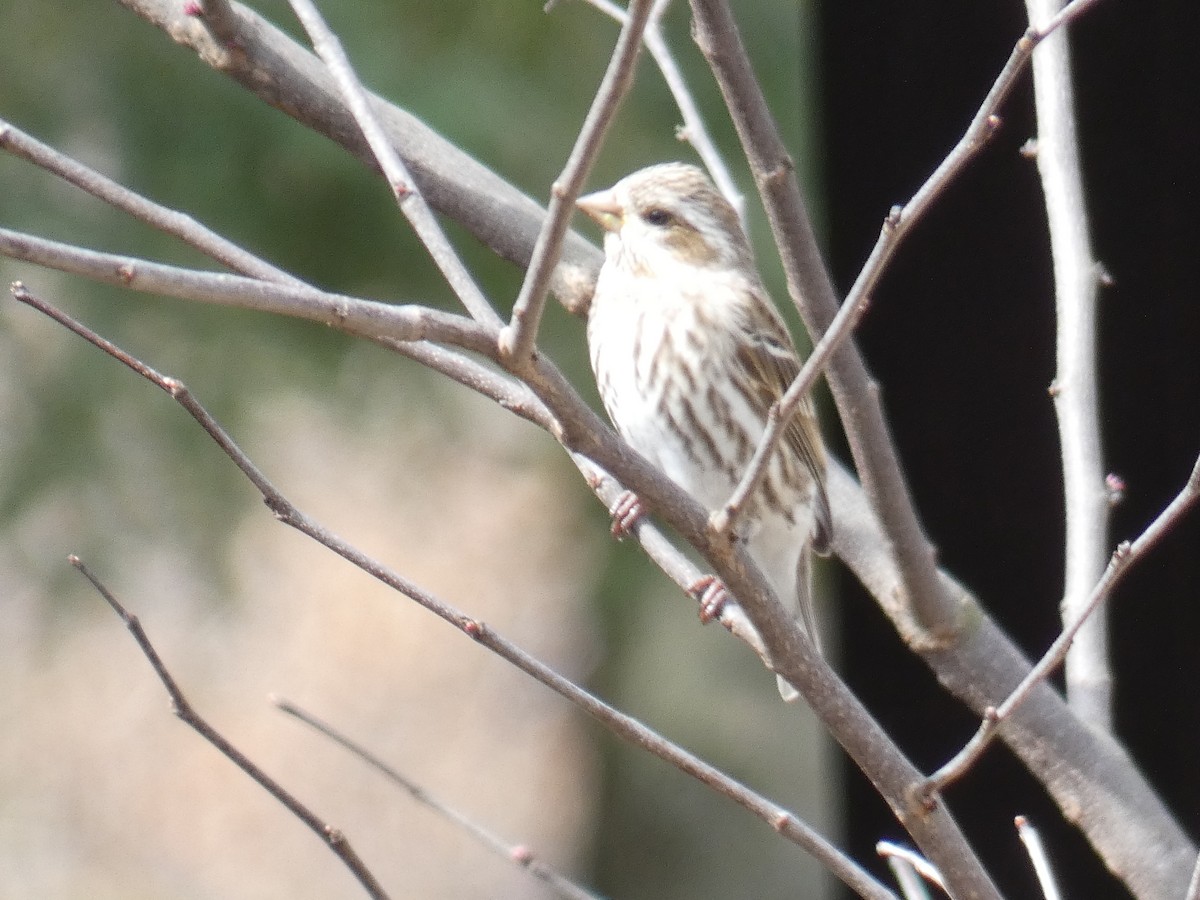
[0,2,833,898]
[1,1,1197,898]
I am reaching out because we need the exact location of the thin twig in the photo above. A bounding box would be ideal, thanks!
[1026,0,1112,730]
[709,250,876,534]
[563,0,744,223]
[274,698,602,900]
[885,857,933,900]
[922,453,1200,795]
[0,118,305,288]
[1015,816,1062,900]
[68,556,391,900]
[500,0,653,367]
[710,0,1105,539]
[1186,852,1200,900]
[287,0,501,327]
[13,283,896,900]
[875,843,945,895]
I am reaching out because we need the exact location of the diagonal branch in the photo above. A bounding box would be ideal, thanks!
[682,5,1200,894]
[0,231,494,353]
[921,453,1200,795]
[69,556,392,900]
[15,283,898,900]
[274,698,603,900]
[286,0,499,326]
[827,458,1196,898]
[0,117,306,288]
[706,0,1104,553]
[688,0,957,641]
[116,0,603,315]
[500,0,653,367]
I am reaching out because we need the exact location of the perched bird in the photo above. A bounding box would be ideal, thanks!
[578,162,831,699]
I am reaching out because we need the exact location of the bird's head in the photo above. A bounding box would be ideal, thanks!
[577,163,753,275]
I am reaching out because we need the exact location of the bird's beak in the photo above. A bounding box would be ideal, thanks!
[577,189,623,232]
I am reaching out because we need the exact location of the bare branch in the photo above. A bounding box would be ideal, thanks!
[286,0,499,326]
[922,453,1200,795]
[0,118,305,287]
[1015,816,1062,900]
[883,857,934,900]
[876,843,944,898]
[1,235,494,354]
[1026,0,1112,730]
[826,457,1195,896]
[114,0,603,315]
[274,698,602,900]
[15,3,1195,891]
[17,284,896,900]
[500,0,652,366]
[708,0,1103,549]
[68,556,391,900]
[688,0,955,643]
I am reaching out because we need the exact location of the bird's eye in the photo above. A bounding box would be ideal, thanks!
[641,208,674,227]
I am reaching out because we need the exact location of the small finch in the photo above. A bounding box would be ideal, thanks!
[579,162,831,700]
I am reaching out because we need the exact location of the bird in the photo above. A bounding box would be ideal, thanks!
[578,162,831,700]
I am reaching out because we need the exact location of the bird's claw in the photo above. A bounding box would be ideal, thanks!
[609,490,645,539]
[690,575,730,624]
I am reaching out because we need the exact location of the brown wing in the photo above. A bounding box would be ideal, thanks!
[733,293,833,555]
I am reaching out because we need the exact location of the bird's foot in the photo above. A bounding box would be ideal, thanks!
[689,575,730,624]
[608,490,645,539]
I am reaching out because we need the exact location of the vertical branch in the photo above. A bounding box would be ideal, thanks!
[1026,0,1111,728]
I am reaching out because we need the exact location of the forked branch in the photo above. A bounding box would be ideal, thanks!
[710,0,1104,547]
[922,453,1200,795]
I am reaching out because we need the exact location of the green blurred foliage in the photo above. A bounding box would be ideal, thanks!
[1,1,831,897]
